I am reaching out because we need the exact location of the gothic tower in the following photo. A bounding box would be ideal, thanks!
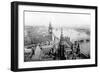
[48,22,53,41]
[57,28,66,60]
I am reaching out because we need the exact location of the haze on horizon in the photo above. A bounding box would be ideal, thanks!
[25,11,91,28]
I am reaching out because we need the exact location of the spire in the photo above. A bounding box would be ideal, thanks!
[60,28,64,45]
[58,27,66,60]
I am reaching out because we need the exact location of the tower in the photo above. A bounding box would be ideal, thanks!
[57,28,66,60]
[48,22,53,41]
[60,28,64,44]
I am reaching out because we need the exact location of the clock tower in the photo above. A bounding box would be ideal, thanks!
[48,22,53,41]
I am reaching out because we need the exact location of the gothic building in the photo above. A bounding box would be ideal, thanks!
[57,28,66,60]
[44,22,59,45]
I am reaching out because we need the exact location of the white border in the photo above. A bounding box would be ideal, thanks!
[18,5,96,68]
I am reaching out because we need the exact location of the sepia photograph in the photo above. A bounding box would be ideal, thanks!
[24,11,91,62]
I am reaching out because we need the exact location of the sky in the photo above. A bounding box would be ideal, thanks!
[24,11,90,42]
[24,11,91,28]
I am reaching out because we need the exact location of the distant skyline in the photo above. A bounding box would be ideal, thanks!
[25,11,91,28]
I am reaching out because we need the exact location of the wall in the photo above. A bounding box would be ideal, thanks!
[0,0,99,73]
